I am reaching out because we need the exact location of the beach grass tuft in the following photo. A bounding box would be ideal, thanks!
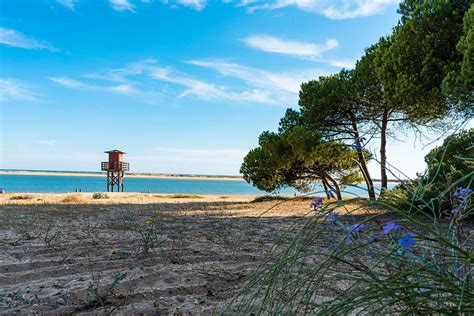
[61,194,83,203]
[92,192,109,200]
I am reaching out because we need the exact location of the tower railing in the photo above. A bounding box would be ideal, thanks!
[101,161,130,171]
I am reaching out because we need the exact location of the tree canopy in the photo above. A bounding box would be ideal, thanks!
[240,110,363,200]
[241,0,473,201]
[299,69,377,198]
[443,4,474,112]
[377,0,473,122]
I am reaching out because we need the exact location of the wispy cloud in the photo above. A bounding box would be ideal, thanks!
[0,78,39,102]
[49,76,140,95]
[187,59,327,95]
[243,35,338,58]
[109,0,135,12]
[326,58,356,68]
[56,0,77,10]
[37,140,56,146]
[0,27,58,51]
[127,59,282,104]
[51,58,326,106]
[239,0,398,19]
[322,0,399,19]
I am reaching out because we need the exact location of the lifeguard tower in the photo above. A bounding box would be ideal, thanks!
[101,150,130,192]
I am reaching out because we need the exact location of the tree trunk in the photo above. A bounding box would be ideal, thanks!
[325,174,343,200]
[352,125,376,200]
[380,109,389,192]
[321,178,332,199]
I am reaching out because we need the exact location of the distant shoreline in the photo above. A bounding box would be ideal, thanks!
[0,169,402,183]
[0,169,245,181]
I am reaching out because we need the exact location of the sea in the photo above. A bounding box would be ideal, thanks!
[0,172,395,197]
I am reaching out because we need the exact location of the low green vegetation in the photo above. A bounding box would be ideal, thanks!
[381,129,473,216]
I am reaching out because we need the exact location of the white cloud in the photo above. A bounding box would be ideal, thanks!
[187,59,326,95]
[0,27,58,51]
[243,35,338,58]
[109,0,135,12]
[51,58,325,106]
[326,58,356,69]
[49,77,87,89]
[176,0,206,11]
[0,78,38,102]
[49,76,140,95]
[56,0,77,10]
[239,0,399,19]
[322,0,398,19]
[37,140,56,146]
[128,59,281,104]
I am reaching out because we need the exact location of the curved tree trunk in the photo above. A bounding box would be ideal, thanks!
[352,124,376,200]
[321,178,332,199]
[325,174,342,200]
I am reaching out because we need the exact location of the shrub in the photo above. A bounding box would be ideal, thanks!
[381,129,473,216]
[92,192,109,200]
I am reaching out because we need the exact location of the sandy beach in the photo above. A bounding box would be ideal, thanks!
[0,192,377,314]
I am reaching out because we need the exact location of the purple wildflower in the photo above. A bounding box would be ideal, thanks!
[399,233,416,249]
[369,235,380,243]
[342,223,366,244]
[383,222,403,234]
[343,236,353,244]
[350,137,366,151]
[350,143,362,151]
[451,187,472,218]
[310,197,324,209]
[327,211,339,224]
[369,252,377,259]
[453,187,472,197]
[348,223,366,235]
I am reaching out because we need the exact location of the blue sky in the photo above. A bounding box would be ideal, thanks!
[1,0,459,178]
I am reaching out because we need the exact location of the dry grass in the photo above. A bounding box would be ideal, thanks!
[9,195,33,200]
[61,194,83,203]
[168,194,203,199]
[92,192,109,200]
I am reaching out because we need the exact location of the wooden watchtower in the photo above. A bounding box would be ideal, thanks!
[101,150,130,192]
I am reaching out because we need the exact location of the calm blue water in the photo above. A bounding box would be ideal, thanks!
[0,174,393,196]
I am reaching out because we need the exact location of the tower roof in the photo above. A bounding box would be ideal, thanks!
[104,149,126,154]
